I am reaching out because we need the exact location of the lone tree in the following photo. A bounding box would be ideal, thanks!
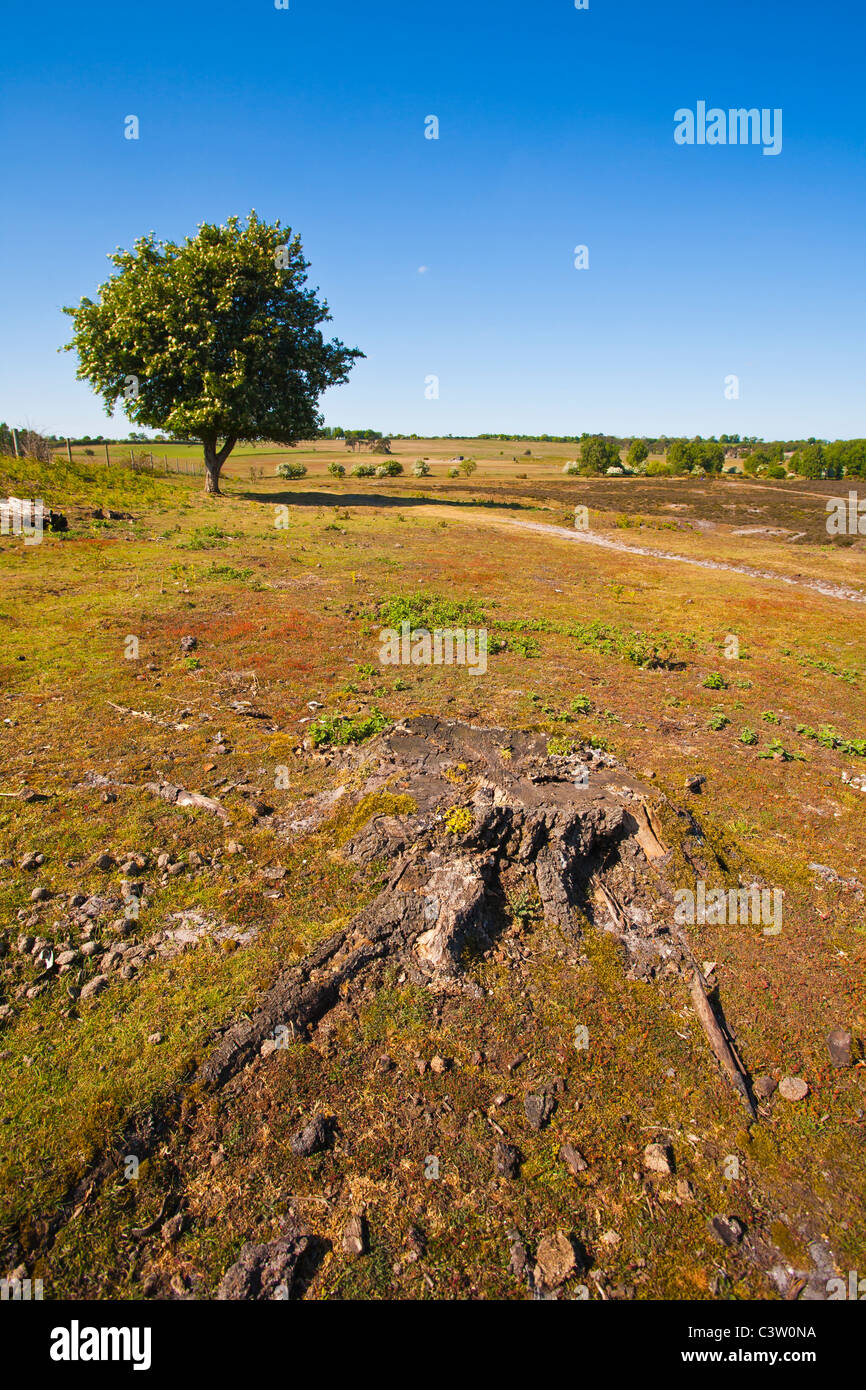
[63,212,363,495]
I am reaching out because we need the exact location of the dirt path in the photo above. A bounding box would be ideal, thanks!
[418,506,866,605]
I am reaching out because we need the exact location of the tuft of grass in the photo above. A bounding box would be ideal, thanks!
[443,806,473,834]
[202,563,253,582]
[180,525,235,550]
[310,708,389,748]
[369,591,486,630]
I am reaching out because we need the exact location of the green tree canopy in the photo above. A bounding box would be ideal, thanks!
[626,438,649,468]
[667,437,725,474]
[63,211,363,493]
[789,443,826,478]
[579,435,621,474]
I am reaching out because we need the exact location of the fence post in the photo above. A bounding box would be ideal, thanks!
[66,438,73,464]
[104,442,110,465]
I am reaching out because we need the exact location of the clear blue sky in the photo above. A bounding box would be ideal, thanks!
[1,0,864,440]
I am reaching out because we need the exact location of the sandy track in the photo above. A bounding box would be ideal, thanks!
[418,506,866,605]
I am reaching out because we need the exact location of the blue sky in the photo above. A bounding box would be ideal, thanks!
[1,0,864,440]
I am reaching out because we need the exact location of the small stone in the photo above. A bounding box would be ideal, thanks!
[375,1055,394,1073]
[643,1141,674,1175]
[534,1231,578,1289]
[685,774,706,794]
[180,636,198,652]
[16,934,34,954]
[215,1226,311,1302]
[56,950,79,967]
[429,1055,448,1075]
[80,974,108,1001]
[95,853,116,871]
[0,1004,14,1024]
[827,1029,852,1068]
[342,1213,367,1258]
[506,1052,527,1073]
[415,1058,427,1075]
[148,1032,163,1045]
[559,1143,589,1176]
[779,1076,809,1102]
[162,1213,185,1243]
[289,1114,331,1157]
[225,841,243,856]
[524,1091,555,1131]
[754,1075,777,1099]
[507,1230,528,1280]
[20,852,43,870]
[156,853,172,869]
[80,941,100,957]
[493,1142,522,1179]
[260,1038,278,1058]
[710,1215,744,1247]
[676,1178,695,1201]
[30,886,50,902]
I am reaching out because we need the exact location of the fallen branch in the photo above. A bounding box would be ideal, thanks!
[145,781,229,823]
[689,968,756,1118]
[107,701,190,732]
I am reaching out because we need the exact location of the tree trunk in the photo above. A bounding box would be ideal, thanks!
[202,436,237,496]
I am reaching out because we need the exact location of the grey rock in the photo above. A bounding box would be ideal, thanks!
[161,1214,185,1243]
[827,1028,852,1067]
[342,1213,367,1257]
[289,1114,331,1157]
[559,1143,589,1176]
[711,1215,744,1247]
[524,1091,555,1131]
[216,1226,310,1300]
[493,1142,523,1178]
[507,1230,528,1280]
[643,1141,674,1175]
[779,1076,809,1102]
[754,1074,777,1099]
[80,974,108,1001]
[534,1231,579,1289]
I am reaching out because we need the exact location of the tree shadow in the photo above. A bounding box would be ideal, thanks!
[238,489,534,512]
